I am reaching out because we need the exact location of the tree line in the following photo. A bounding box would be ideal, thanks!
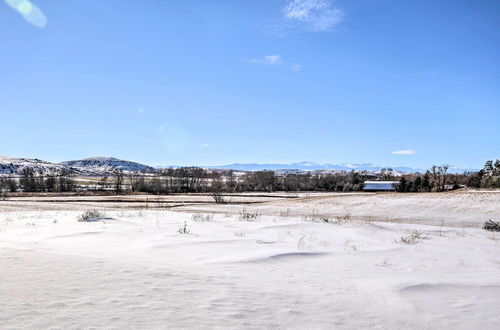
[128,168,373,194]
[395,160,500,192]
[1,159,499,194]
[0,168,76,193]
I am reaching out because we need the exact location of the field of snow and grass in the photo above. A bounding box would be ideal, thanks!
[1,191,499,329]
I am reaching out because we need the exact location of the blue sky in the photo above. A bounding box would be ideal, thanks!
[1,0,499,168]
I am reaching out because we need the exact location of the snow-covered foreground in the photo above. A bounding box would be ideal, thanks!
[176,191,500,227]
[2,191,500,227]
[1,208,499,329]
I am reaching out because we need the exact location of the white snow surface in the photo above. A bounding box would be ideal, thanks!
[1,194,499,329]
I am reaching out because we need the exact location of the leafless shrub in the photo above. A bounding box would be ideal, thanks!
[212,191,229,204]
[177,221,190,234]
[0,190,7,201]
[78,209,105,222]
[191,213,215,222]
[363,216,374,224]
[279,208,292,217]
[297,235,306,250]
[234,231,245,237]
[483,220,500,232]
[314,216,343,225]
[302,211,321,222]
[323,216,346,225]
[302,211,344,225]
[398,231,424,244]
[438,220,445,237]
[122,210,144,218]
[301,209,320,222]
[336,213,353,222]
[239,208,260,221]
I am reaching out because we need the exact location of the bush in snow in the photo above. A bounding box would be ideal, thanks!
[211,191,228,204]
[78,209,104,222]
[398,231,424,244]
[177,221,190,234]
[239,208,260,221]
[191,213,215,222]
[483,220,500,232]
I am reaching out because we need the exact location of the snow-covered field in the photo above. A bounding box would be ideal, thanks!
[1,192,499,329]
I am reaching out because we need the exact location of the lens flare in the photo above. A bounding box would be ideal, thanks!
[17,0,32,14]
[5,0,47,27]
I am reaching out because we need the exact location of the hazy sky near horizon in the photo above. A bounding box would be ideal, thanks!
[1,0,499,168]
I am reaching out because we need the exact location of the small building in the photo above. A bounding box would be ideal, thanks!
[363,181,399,192]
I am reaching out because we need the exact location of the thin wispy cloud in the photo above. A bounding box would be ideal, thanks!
[249,55,283,65]
[283,0,343,32]
[5,0,47,28]
[264,55,282,65]
[392,150,416,155]
[292,64,302,71]
[200,144,212,148]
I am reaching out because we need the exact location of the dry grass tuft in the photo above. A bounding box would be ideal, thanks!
[239,208,261,221]
[398,231,424,244]
[191,213,215,222]
[78,209,105,222]
[177,221,190,234]
[278,208,292,217]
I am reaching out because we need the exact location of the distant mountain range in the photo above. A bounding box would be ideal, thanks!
[206,161,425,173]
[206,162,477,174]
[0,156,476,176]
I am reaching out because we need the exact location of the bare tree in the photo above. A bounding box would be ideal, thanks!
[99,176,109,191]
[430,165,450,191]
[211,190,228,204]
[130,171,145,192]
[211,175,228,204]
[1,188,7,201]
[439,165,450,191]
[113,168,124,194]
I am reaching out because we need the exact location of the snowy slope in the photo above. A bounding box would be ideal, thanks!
[60,157,154,174]
[0,156,70,175]
[0,156,154,176]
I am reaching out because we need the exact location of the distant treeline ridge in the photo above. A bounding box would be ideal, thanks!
[0,160,499,194]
